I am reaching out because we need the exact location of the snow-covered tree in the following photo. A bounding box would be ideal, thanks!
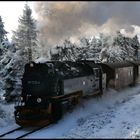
[131,35,140,60]
[2,4,38,102]
[0,16,9,61]
[112,32,135,61]
[50,31,140,63]
[124,37,135,60]
[0,16,13,101]
[12,4,38,62]
[0,16,8,43]
[50,39,78,61]
[100,45,125,62]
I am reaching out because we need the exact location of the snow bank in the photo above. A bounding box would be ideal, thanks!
[0,103,15,128]
[130,128,140,138]
[1,85,140,138]
[25,85,140,138]
[63,86,140,138]
[35,57,50,63]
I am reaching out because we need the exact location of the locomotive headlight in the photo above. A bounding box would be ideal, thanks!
[30,63,34,67]
[37,98,42,103]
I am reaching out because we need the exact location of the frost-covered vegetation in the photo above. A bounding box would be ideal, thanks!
[50,32,140,63]
[0,4,39,102]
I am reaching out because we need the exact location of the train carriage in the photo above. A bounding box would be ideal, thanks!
[98,62,134,89]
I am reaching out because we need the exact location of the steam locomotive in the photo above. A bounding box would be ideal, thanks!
[14,60,140,127]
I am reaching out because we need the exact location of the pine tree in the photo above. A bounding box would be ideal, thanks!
[12,4,38,62]
[0,16,12,101]
[11,3,38,76]
[0,16,9,60]
[112,32,126,61]
[0,16,8,43]
[50,31,140,63]
[50,40,78,61]
[132,35,140,60]
[3,4,38,102]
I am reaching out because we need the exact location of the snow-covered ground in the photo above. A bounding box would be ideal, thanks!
[1,85,140,138]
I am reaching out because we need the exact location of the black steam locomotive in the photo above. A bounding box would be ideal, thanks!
[14,60,140,127]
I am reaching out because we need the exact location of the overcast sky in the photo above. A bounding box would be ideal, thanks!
[1,1,140,44]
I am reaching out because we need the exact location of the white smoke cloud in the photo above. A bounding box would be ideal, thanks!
[33,1,140,47]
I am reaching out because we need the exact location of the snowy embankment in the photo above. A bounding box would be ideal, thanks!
[1,85,140,138]
[0,103,16,129]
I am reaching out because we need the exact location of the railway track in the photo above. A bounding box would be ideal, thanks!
[0,125,47,139]
[0,126,23,137]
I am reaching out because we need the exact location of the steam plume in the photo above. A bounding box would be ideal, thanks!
[34,2,140,47]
